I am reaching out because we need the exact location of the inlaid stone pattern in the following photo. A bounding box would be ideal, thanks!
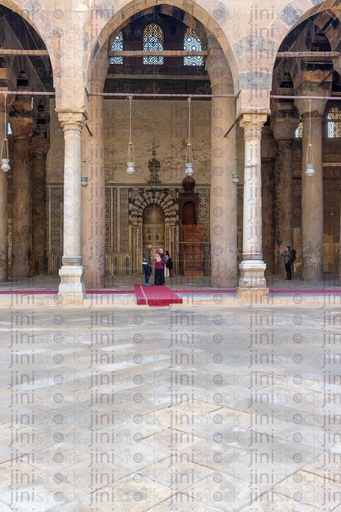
[47,186,63,274]
[197,188,210,243]
[120,188,129,253]
[112,188,117,254]
[105,187,112,253]
[237,187,243,262]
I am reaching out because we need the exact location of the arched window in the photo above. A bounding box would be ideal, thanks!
[110,31,123,65]
[184,28,204,66]
[143,24,164,65]
[327,106,341,138]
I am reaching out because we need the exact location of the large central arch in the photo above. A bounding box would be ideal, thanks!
[85,0,239,95]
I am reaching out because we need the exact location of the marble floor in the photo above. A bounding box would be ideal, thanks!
[1,293,341,511]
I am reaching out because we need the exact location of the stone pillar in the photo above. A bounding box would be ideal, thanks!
[0,107,8,281]
[261,127,276,275]
[31,137,49,275]
[271,102,298,274]
[237,112,268,299]
[295,98,327,282]
[82,77,106,289]
[10,100,33,279]
[57,111,86,302]
[206,47,237,288]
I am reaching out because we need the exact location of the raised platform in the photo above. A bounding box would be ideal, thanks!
[0,274,340,308]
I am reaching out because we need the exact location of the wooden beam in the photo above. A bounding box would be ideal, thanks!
[277,51,339,59]
[107,73,208,80]
[110,50,208,57]
[0,49,49,56]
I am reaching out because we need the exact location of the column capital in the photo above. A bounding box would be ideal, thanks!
[294,97,328,118]
[270,100,298,140]
[9,99,33,139]
[271,117,298,141]
[56,110,87,132]
[240,112,268,137]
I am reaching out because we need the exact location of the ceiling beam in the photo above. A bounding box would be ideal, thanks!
[0,49,49,56]
[277,51,339,59]
[109,50,207,57]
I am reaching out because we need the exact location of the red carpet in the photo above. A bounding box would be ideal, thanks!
[134,284,183,307]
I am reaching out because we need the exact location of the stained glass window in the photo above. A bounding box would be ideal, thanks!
[110,31,123,65]
[184,28,204,66]
[327,107,341,138]
[143,24,164,65]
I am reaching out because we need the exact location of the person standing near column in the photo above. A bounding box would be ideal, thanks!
[143,243,153,286]
[280,245,292,280]
[164,251,173,278]
[154,248,165,286]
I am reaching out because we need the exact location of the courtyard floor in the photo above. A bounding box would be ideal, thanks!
[0,278,341,510]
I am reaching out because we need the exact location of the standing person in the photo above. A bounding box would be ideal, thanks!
[164,250,174,278]
[142,243,153,286]
[280,245,292,280]
[154,248,165,285]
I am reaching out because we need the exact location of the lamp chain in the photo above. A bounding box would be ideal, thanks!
[1,93,7,157]
[128,95,132,144]
[308,99,311,147]
[187,96,191,146]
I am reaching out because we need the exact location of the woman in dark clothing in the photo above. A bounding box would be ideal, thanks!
[154,248,165,285]
[164,251,174,277]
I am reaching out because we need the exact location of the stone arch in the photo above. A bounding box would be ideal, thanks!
[131,190,177,223]
[85,0,239,95]
[130,189,178,273]
[267,1,340,78]
[0,0,54,59]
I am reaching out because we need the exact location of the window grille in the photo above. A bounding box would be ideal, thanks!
[184,28,204,66]
[327,107,341,138]
[110,31,123,65]
[143,24,164,65]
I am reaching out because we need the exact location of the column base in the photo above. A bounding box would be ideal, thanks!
[58,265,85,305]
[236,287,269,304]
[237,260,269,303]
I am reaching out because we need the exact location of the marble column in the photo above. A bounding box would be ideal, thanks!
[237,112,268,299]
[10,101,33,279]
[81,75,106,289]
[206,47,237,288]
[271,104,298,273]
[31,137,49,275]
[295,98,327,281]
[261,127,276,275]
[57,111,86,302]
[0,108,8,281]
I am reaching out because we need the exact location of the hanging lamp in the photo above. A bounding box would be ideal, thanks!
[232,157,239,183]
[185,96,194,176]
[305,99,314,177]
[126,95,135,175]
[1,94,10,172]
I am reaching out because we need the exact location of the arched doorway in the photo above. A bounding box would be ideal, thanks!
[143,204,165,249]
[130,190,178,274]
